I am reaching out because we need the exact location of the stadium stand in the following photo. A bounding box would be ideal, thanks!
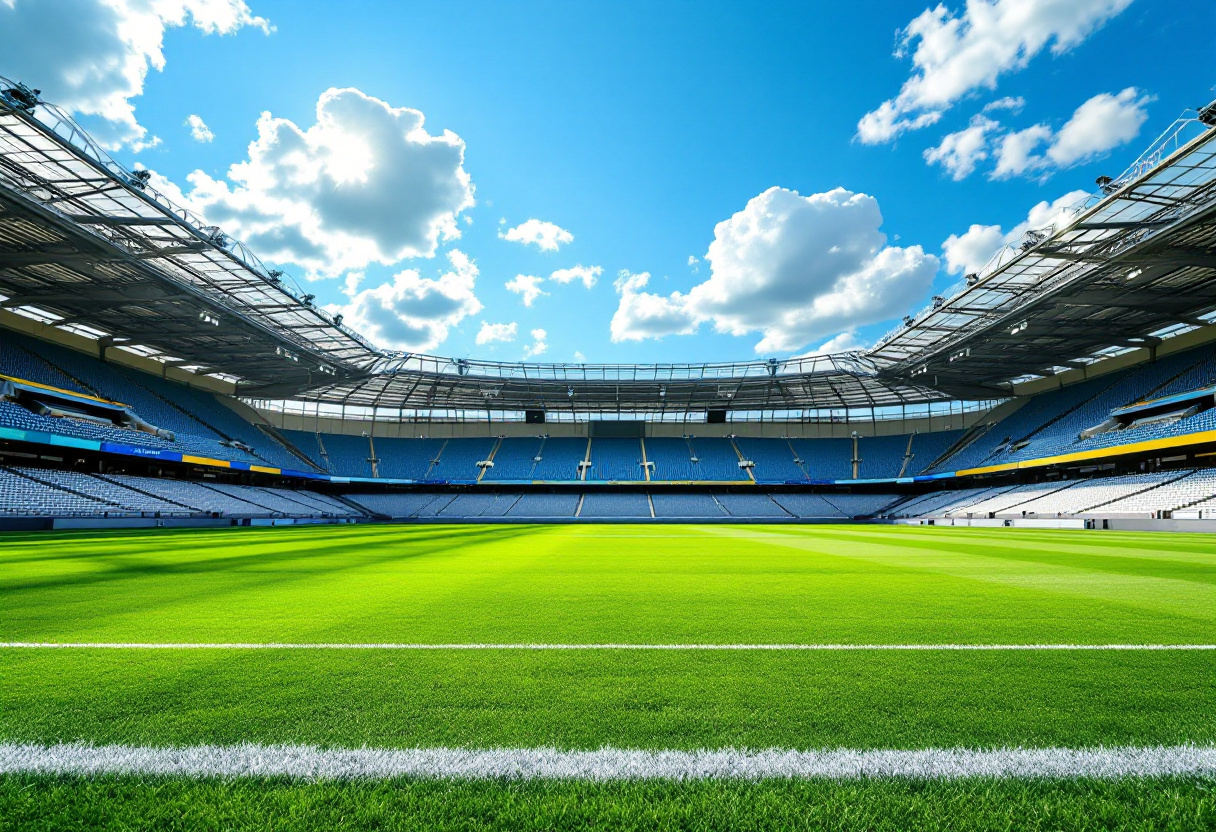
[883,486,1016,519]
[374,437,445,481]
[530,438,587,481]
[770,493,849,518]
[346,493,442,518]
[686,437,750,481]
[904,430,967,476]
[426,437,496,483]
[645,438,698,481]
[1087,468,1216,517]
[587,438,645,481]
[579,492,652,517]
[508,493,580,517]
[734,438,807,483]
[856,434,908,479]
[789,438,852,480]
[822,493,902,518]
[481,437,544,481]
[715,493,791,517]
[650,493,726,518]
[1008,472,1185,517]
[439,493,501,516]
[0,467,128,516]
[15,468,194,516]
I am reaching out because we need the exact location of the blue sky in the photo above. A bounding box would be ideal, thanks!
[3,0,1214,364]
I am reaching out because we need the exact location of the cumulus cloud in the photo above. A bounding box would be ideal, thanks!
[499,219,573,252]
[504,274,547,307]
[549,265,601,288]
[857,0,1134,144]
[800,331,869,357]
[983,96,1026,114]
[611,187,938,353]
[941,189,1088,275]
[610,271,698,343]
[326,249,482,352]
[923,115,999,179]
[156,87,474,277]
[185,113,213,142]
[475,321,518,345]
[523,328,548,358]
[992,88,1151,178]
[0,0,270,149]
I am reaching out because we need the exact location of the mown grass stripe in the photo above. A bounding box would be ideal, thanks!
[2,642,1215,651]
[2,743,1214,781]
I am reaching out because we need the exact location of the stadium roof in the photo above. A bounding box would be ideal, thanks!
[1,76,1215,414]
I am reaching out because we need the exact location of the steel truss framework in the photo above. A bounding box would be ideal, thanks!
[0,75,1215,415]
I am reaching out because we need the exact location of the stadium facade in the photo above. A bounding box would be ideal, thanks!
[3,76,1216,529]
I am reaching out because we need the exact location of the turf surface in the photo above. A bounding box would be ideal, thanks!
[2,522,1214,829]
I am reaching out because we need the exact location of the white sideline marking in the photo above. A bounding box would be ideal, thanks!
[1,743,1213,780]
[1,642,1215,651]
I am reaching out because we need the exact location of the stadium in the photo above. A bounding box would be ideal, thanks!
[1,22,1216,832]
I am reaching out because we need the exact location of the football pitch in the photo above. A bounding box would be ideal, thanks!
[1,522,1214,830]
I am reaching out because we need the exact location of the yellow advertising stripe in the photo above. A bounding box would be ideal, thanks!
[249,465,280,474]
[180,455,232,468]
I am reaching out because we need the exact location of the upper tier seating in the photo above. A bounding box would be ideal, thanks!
[645,438,697,481]
[481,437,544,481]
[904,430,966,476]
[375,437,445,480]
[686,438,749,481]
[428,437,497,483]
[856,435,908,479]
[734,438,807,483]
[530,438,587,481]
[789,438,852,480]
[587,438,645,481]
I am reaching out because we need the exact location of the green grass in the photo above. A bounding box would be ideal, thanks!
[2,522,1215,829]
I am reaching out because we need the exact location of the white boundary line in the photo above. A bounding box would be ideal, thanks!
[1,743,1213,780]
[1,642,1214,651]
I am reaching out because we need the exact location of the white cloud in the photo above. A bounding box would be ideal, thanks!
[573,350,586,362]
[941,189,1089,275]
[800,331,868,357]
[687,255,700,273]
[991,88,1151,179]
[1046,87,1152,166]
[340,271,364,297]
[156,87,474,277]
[857,0,1134,143]
[923,115,999,180]
[610,271,698,343]
[0,0,270,149]
[475,321,518,345]
[185,113,213,142]
[505,274,547,307]
[327,249,482,352]
[610,187,938,353]
[992,124,1053,178]
[523,328,548,358]
[983,95,1025,114]
[549,265,601,288]
[499,219,573,252]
